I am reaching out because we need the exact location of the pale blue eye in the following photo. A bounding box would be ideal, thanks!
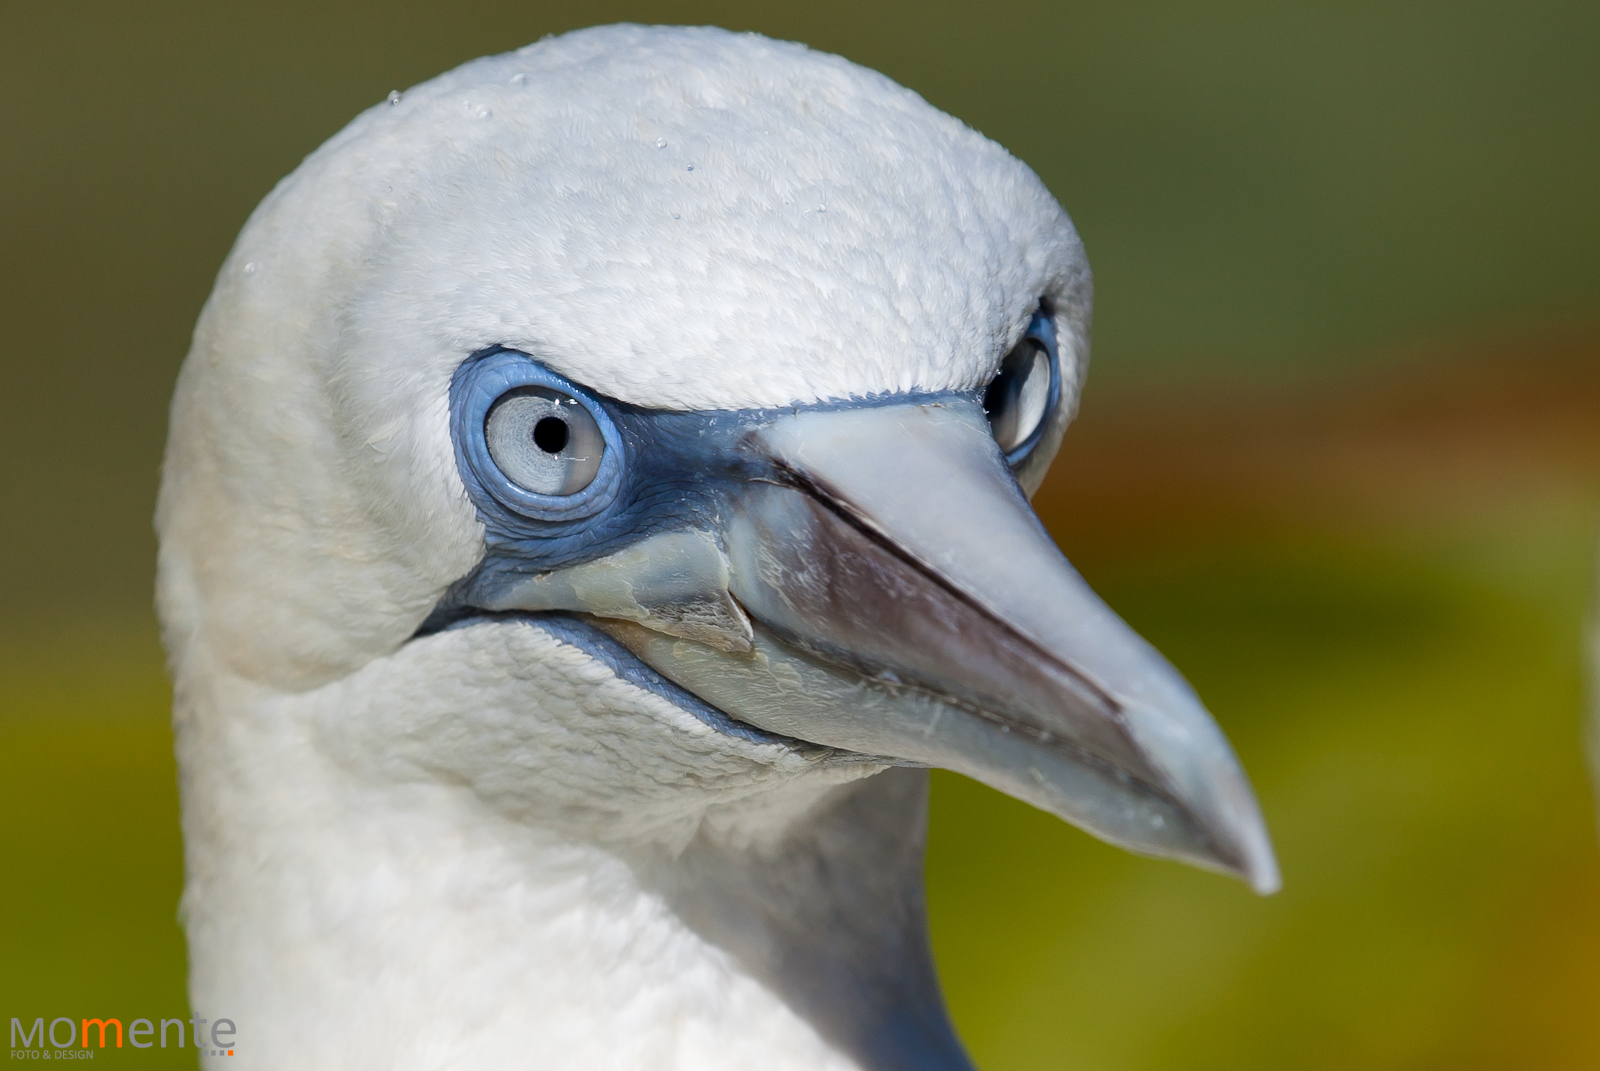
[983,311,1059,462]
[485,387,606,495]
[983,338,1050,453]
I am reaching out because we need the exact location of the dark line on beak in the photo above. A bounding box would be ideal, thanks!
[767,459,1126,720]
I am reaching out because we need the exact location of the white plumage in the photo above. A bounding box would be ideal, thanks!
[158,25,1271,1070]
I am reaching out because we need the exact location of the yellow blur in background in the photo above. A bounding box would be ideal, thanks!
[2,1,1597,1067]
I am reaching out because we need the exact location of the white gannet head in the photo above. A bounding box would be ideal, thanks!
[157,23,1276,1069]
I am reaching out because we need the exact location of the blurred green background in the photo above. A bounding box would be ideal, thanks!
[2,0,1597,1067]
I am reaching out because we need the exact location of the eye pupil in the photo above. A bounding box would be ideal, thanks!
[533,416,569,454]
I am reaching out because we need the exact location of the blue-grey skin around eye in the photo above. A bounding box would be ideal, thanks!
[429,312,1280,894]
[433,310,1062,628]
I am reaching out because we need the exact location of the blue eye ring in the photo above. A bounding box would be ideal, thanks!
[988,308,1061,468]
[451,349,625,523]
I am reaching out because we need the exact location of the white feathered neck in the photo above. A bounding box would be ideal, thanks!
[173,617,969,1068]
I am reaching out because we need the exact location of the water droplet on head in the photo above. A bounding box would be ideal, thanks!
[477,107,492,119]
[243,262,259,275]
[510,72,527,85]
[655,138,667,149]
[815,204,827,213]
[685,164,694,172]
[386,90,401,106]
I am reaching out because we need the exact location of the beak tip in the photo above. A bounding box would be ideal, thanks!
[1175,815,1278,894]
[1247,853,1282,896]
[1227,814,1281,895]
[1233,793,1281,896]
[1127,700,1280,895]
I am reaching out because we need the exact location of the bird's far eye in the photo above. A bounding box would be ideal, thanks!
[485,387,606,496]
[983,324,1056,459]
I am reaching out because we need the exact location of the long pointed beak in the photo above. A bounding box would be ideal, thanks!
[493,398,1278,892]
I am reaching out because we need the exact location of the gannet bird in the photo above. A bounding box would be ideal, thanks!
[156,24,1277,1070]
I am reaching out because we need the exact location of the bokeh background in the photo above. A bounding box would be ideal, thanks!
[2,1,1597,1067]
